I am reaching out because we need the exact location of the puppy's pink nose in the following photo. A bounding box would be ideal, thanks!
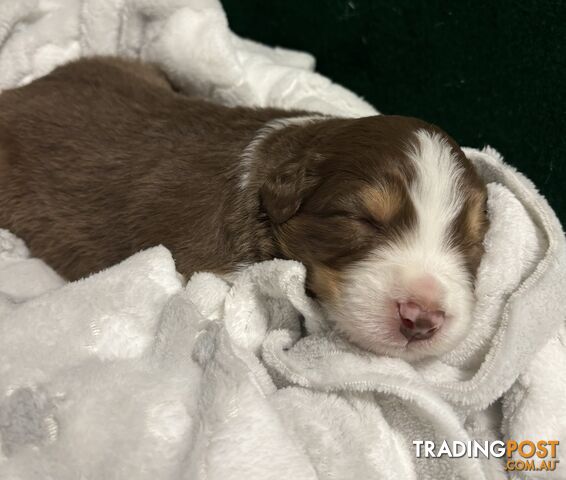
[398,301,445,341]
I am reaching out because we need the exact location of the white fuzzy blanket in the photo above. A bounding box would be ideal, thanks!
[1,1,565,479]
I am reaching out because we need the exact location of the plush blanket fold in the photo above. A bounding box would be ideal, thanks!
[0,0,565,479]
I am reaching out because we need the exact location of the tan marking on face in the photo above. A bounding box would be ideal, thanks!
[450,177,489,275]
[465,190,489,239]
[359,182,405,224]
[308,263,343,302]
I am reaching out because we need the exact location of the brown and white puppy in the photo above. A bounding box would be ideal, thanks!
[0,57,488,361]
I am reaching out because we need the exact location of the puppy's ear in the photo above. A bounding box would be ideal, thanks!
[260,154,322,224]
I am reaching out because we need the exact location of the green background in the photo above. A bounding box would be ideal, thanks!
[223,0,566,225]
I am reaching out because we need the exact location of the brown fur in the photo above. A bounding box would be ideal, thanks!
[0,57,487,304]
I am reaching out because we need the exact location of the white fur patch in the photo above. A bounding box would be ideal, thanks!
[407,130,467,251]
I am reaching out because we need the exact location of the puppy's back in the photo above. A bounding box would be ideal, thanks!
[0,58,215,278]
[0,59,170,274]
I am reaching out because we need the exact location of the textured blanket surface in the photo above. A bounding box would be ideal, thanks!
[0,1,565,479]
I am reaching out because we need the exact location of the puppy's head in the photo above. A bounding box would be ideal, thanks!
[260,115,488,361]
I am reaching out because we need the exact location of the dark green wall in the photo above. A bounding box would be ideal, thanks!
[223,0,566,225]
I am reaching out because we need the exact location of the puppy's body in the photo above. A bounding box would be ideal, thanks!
[0,58,293,278]
[0,57,488,360]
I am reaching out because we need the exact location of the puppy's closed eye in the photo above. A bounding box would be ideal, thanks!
[325,211,383,233]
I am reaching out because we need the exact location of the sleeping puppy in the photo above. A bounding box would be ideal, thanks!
[0,57,489,361]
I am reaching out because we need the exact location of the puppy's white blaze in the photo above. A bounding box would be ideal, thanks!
[407,129,466,252]
[330,130,473,361]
